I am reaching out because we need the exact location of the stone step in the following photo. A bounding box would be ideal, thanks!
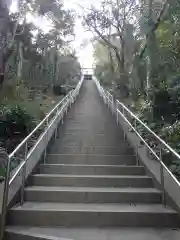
[53,136,129,147]
[5,229,66,240]
[24,186,162,204]
[6,80,180,236]
[55,133,126,147]
[8,203,180,227]
[61,118,118,125]
[38,164,145,175]
[30,174,153,188]
[48,145,134,155]
[46,154,136,165]
[5,226,180,240]
[58,126,125,136]
[59,126,124,135]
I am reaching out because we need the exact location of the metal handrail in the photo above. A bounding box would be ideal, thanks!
[0,77,83,239]
[94,77,180,206]
[8,94,69,160]
[116,100,180,162]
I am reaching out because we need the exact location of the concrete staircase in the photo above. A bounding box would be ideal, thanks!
[5,81,180,240]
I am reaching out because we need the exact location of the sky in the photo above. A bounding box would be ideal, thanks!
[10,0,101,69]
[64,0,101,68]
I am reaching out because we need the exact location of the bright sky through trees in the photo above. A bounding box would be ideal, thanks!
[10,0,99,68]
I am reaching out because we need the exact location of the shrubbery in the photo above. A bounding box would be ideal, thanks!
[131,79,180,180]
[0,105,37,153]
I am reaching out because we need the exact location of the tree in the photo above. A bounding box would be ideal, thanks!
[0,0,77,91]
[83,0,138,96]
[0,0,14,88]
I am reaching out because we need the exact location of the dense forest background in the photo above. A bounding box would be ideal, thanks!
[1,0,180,180]
[0,0,81,158]
[83,0,180,178]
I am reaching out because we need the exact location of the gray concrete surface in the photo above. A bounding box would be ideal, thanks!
[6,80,180,239]
[38,164,145,175]
[46,154,136,165]
[6,227,180,240]
[30,174,154,187]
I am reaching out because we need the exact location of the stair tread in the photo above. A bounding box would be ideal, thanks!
[32,174,151,178]
[6,81,180,230]
[53,145,132,148]
[6,228,68,240]
[40,164,143,168]
[6,226,180,240]
[25,186,160,193]
[11,202,176,213]
[47,153,136,157]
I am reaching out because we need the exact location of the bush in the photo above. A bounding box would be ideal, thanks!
[53,85,67,96]
[0,105,37,153]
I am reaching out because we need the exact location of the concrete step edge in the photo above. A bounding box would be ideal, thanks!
[31,174,151,179]
[40,164,143,168]
[10,203,176,213]
[25,186,160,193]
[6,229,72,240]
[47,153,136,157]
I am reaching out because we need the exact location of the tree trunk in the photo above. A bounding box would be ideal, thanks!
[146,0,154,98]
[17,42,23,79]
[0,2,9,89]
[108,49,114,75]
[53,48,58,86]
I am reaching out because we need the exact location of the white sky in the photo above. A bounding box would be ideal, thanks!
[10,0,101,68]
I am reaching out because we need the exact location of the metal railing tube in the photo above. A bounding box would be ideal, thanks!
[0,156,11,240]
[0,76,83,240]
[160,147,166,206]
[93,77,180,208]
[8,94,69,161]
[20,141,28,205]
[43,118,49,163]
[117,100,180,163]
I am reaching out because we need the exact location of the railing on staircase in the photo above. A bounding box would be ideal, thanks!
[0,77,83,240]
[94,77,180,210]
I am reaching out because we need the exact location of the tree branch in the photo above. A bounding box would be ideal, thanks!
[139,0,169,58]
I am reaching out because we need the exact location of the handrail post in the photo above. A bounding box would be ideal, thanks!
[54,125,58,140]
[116,101,119,126]
[134,119,139,165]
[69,92,72,108]
[107,93,110,108]
[20,141,28,205]
[61,108,64,124]
[0,79,83,240]
[72,91,75,104]
[122,107,126,140]
[65,97,68,115]
[94,78,180,210]
[111,96,114,115]
[44,118,49,163]
[0,156,11,240]
[54,107,59,140]
[160,147,166,206]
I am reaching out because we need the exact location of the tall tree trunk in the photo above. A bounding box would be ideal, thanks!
[53,48,58,86]
[146,0,154,98]
[17,42,23,80]
[0,1,9,89]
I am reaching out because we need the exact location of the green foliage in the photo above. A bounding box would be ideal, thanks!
[92,0,180,182]
[0,105,37,153]
[0,0,80,91]
[0,0,81,179]
[53,85,67,96]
